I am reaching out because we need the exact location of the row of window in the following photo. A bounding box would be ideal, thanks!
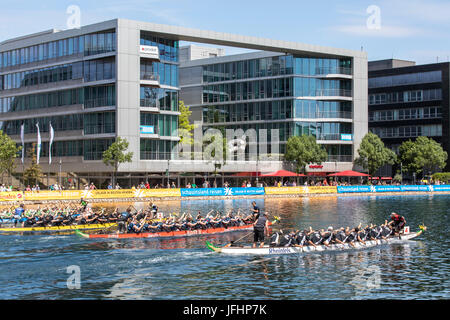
[293,78,352,97]
[202,100,293,123]
[140,60,178,87]
[0,85,115,113]
[369,71,442,88]
[369,107,442,122]
[294,122,352,140]
[140,32,179,62]
[1,112,115,136]
[0,58,115,91]
[294,100,352,119]
[140,87,178,111]
[0,31,116,70]
[370,124,442,138]
[140,113,178,137]
[140,139,178,160]
[201,55,352,83]
[369,89,442,105]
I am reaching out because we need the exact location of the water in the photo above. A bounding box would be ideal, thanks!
[0,195,448,300]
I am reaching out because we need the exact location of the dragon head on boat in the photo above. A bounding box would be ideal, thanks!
[419,225,427,232]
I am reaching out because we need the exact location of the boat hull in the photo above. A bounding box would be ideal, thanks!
[77,223,254,239]
[206,229,423,255]
[0,223,117,233]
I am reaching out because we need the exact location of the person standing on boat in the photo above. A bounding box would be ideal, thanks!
[252,212,269,248]
[388,212,406,234]
[13,204,25,228]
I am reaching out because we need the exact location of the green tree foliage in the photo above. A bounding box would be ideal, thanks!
[0,130,22,184]
[23,143,42,187]
[178,100,196,145]
[432,172,450,183]
[399,136,447,176]
[285,135,328,173]
[354,132,396,175]
[102,137,133,185]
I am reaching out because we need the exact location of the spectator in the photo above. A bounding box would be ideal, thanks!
[145,181,150,189]
[107,183,113,190]
[115,183,121,189]
[171,182,176,188]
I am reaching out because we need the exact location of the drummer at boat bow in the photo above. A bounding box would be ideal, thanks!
[388,212,406,235]
[253,212,270,248]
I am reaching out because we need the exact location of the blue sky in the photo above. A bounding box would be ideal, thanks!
[1,0,449,64]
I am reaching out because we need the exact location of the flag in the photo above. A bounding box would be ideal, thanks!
[49,123,54,164]
[36,123,41,164]
[20,123,24,164]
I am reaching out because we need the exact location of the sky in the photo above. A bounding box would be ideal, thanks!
[1,0,450,64]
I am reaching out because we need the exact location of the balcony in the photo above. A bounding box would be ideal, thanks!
[315,67,352,78]
[296,111,353,119]
[140,151,173,160]
[84,98,115,109]
[327,155,353,162]
[140,72,160,86]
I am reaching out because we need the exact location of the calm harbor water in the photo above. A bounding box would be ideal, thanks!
[0,194,448,300]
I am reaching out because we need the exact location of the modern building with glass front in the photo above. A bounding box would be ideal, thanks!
[0,19,367,187]
[368,59,450,174]
[180,50,367,175]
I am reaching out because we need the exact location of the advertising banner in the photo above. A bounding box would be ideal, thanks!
[80,189,136,199]
[400,185,433,192]
[23,190,82,201]
[337,186,373,193]
[264,187,305,195]
[140,188,181,198]
[180,187,265,197]
[305,186,337,194]
[0,191,24,201]
[430,185,450,192]
[374,185,402,192]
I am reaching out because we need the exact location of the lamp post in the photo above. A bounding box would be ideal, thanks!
[167,159,170,188]
[400,162,403,185]
[256,156,259,187]
[59,158,62,187]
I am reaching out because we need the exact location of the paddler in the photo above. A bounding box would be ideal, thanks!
[252,212,270,248]
[388,212,406,235]
[13,204,25,228]
[250,201,260,220]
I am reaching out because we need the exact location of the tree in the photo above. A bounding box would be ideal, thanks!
[23,143,42,187]
[178,100,196,146]
[354,132,396,175]
[102,137,133,186]
[0,130,22,185]
[285,135,328,174]
[399,136,447,177]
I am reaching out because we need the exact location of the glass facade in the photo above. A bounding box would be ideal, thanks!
[83,112,116,135]
[0,58,115,91]
[294,122,352,140]
[369,71,442,88]
[140,32,179,62]
[0,85,115,113]
[140,59,178,87]
[3,114,84,135]
[83,139,114,160]
[294,100,352,119]
[370,124,442,138]
[293,78,352,97]
[369,89,442,105]
[369,107,442,122]
[140,87,178,110]
[0,31,116,69]
[140,139,177,160]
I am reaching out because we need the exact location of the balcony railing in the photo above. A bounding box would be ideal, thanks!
[315,67,352,75]
[84,98,115,108]
[327,155,352,162]
[140,99,159,108]
[316,133,351,141]
[140,72,160,82]
[313,89,353,97]
[140,152,174,160]
[296,111,353,119]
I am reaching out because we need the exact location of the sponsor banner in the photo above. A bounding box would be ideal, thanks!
[264,187,305,195]
[23,190,82,201]
[140,125,155,134]
[80,189,136,199]
[400,185,433,192]
[139,45,159,59]
[181,187,265,197]
[305,186,337,194]
[433,185,450,192]
[340,133,353,141]
[374,185,402,193]
[337,186,373,193]
[0,191,24,201]
[140,189,181,198]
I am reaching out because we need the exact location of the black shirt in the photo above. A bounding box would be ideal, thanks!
[254,215,267,229]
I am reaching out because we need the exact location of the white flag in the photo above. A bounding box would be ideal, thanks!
[36,123,41,164]
[20,123,25,164]
[49,123,54,164]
